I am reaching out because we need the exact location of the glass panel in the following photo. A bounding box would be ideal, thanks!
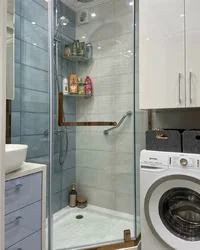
[50,0,138,249]
[159,187,200,241]
[6,0,15,100]
[134,0,148,239]
[49,0,145,249]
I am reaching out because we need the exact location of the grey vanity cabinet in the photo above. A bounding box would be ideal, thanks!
[5,171,44,250]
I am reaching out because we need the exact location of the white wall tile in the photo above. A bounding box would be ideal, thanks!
[76,167,116,191]
[76,149,116,171]
[116,132,134,153]
[75,0,140,213]
[76,184,116,210]
[76,131,116,151]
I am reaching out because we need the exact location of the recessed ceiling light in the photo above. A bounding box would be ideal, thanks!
[129,1,133,6]
[82,36,86,39]
[32,21,36,25]
[98,46,101,50]
[128,50,132,53]
[180,14,185,17]
[91,13,96,17]
[33,43,37,46]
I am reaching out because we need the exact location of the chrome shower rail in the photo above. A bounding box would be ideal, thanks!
[103,111,133,135]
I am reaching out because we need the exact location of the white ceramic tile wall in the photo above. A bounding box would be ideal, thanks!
[75,0,146,216]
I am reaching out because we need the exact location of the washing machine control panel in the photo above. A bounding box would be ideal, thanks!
[171,155,200,169]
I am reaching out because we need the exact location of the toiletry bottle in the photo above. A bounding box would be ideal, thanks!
[70,75,78,94]
[77,40,80,55]
[72,40,77,56]
[69,184,77,208]
[63,76,69,95]
[85,76,93,95]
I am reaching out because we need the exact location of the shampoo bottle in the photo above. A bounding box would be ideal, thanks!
[69,184,77,208]
[85,76,93,95]
[63,77,69,95]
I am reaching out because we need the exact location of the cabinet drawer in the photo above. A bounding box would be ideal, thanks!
[5,172,42,215]
[5,201,42,249]
[6,230,42,250]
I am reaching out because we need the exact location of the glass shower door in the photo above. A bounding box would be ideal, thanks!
[48,0,143,249]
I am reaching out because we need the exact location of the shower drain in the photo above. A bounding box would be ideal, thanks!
[76,215,83,219]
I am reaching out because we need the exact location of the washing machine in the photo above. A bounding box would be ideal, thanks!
[140,150,200,250]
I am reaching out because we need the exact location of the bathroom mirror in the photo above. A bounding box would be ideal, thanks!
[6,0,15,100]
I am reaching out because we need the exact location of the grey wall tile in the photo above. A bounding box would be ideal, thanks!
[58,58,68,77]
[21,65,48,92]
[11,136,21,144]
[12,87,21,112]
[21,0,48,30]
[15,39,21,63]
[62,150,76,170]
[21,17,48,50]
[21,89,48,113]
[21,41,48,71]
[62,167,75,190]
[64,114,76,132]
[52,192,62,214]
[15,0,21,15]
[57,0,76,25]
[61,187,70,208]
[60,23,76,40]
[52,173,62,194]
[53,153,62,174]
[15,14,21,39]
[15,63,21,87]
[34,0,48,9]
[11,112,21,137]
[68,132,76,150]
[21,135,49,159]
[63,97,76,114]
[28,154,49,166]
[21,112,48,135]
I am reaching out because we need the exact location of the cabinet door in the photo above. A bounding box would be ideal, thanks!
[185,0,200,107]
[139,0,185,109]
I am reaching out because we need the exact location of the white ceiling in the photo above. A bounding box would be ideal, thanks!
[61,0,109,12]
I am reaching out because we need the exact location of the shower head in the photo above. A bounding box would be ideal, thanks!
[77,0,94,3]
[59,16,69,26]
[54,16,69,37]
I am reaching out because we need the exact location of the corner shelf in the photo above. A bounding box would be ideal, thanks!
[64,93,92,98]
[63,55,92,63]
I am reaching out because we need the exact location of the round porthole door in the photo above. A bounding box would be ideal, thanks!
[145,175,200,250]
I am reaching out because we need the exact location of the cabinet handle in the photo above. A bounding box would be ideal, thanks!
[5,216,23,228]
[189,71,192,103]
[5,183,23,192]
[178,73,181,104]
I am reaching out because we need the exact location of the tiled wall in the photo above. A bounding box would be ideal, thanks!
[75,0,146,215]
[12,0,76,214]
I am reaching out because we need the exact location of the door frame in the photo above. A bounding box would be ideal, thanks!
[0,0,7,248]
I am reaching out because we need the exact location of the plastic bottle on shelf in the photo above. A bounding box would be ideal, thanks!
[85,76,93,95]
[63,76,69,95]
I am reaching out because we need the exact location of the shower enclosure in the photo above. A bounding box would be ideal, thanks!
[47,0,146,249]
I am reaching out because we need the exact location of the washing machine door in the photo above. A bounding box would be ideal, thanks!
[145,175,200,250]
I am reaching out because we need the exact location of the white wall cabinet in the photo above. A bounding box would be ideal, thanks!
[140,0,200,109]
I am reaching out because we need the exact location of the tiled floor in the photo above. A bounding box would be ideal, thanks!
[49,205,140,250]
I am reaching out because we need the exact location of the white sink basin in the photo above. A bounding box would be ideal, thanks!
[5,144,28,174]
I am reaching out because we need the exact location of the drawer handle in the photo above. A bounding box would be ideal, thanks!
[5,184,23,192]
[5,216,23,228]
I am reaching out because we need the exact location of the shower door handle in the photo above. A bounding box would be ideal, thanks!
[58,93,117,127]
